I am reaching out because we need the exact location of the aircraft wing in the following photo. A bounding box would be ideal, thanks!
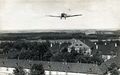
[48,15,61,17]
[67,14,82,17]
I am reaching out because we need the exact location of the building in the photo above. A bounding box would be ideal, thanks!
[0,59,102,75]
[68,39,92,55]
[49,39,95,56]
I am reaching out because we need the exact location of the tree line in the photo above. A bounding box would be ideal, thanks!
[0,41,104,65]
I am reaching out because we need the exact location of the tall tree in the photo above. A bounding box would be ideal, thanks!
[13,66,26,75]
[30,64,45,75]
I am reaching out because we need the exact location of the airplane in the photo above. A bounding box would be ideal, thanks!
[48,13,82,19]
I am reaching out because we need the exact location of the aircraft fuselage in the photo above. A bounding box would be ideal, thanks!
[61,13,67,19]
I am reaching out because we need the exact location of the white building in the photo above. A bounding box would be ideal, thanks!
[68,39,92,55]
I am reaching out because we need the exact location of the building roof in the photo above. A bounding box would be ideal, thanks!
[0,58,103,74]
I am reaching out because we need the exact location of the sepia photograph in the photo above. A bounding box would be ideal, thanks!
[0,0,120,75]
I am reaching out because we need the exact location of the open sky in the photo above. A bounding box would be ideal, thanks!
[0,0,120,31]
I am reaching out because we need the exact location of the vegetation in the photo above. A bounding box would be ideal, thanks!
[30,64,45,75]
[104,63,120,75]
[0,40,115,65]
[13,66,26,75]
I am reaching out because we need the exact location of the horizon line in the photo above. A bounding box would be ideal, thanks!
[0,29,119,33]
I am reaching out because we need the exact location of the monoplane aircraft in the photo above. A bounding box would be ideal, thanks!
[48,13,82,19]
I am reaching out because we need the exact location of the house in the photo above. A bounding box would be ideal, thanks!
[68,39,92,55]
[49,39,95,56]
